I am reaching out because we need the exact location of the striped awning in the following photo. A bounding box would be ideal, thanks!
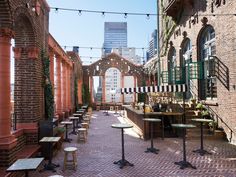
[119,84,187,94]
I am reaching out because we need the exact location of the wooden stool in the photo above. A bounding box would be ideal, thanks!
[110,106,114,111]
[88,107,92,113]
[81,123,89,135]
[63,147,78,171]
[86,112,92,120]
[77,128,87,142]
[115,106,119,112]
[96,106,100,111]
[83,117,90,124]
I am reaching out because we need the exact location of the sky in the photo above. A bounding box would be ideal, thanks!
[47,0,157,64]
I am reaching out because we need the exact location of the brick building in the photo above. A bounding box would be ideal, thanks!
[0,0,81,169]
[153,0,236,144]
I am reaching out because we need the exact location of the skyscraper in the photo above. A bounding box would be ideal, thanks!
[103,22,127,55]
[147,29,158,61]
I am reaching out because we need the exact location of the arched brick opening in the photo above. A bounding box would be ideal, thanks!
[13,9,40,124]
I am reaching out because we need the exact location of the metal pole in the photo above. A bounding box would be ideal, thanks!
[121,128,125,161]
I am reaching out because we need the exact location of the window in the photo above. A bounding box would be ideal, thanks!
[168,47,176,84]
[181,38,192,99]
[199,26,217,100]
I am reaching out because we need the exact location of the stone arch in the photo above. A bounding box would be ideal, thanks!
[13,7,37,47]
[0,0,13,29]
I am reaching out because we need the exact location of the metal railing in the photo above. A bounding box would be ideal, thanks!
[204,104,233,142]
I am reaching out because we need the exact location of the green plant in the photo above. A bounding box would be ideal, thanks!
[196,102,204,109]
[42,52,54,120]
[82,84,91,106]
[56,127,65,134]
[74,78,78,110]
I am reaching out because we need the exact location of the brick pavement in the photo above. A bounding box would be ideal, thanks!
[32,111,236,177]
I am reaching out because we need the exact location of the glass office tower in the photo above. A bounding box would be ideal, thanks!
[103,22,127,55]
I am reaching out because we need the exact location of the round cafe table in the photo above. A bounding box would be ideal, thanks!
[111,123,134,169]
[171,123,197,170]
[143,118,161,154]
[192,118,213,156]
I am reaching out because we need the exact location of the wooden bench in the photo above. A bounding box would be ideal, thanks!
[16,145,41,159]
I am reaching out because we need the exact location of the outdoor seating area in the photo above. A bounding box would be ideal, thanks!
[1,1,236,177]
[15,110,236,176]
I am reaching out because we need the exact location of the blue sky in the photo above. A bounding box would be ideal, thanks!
[47,0,157,64]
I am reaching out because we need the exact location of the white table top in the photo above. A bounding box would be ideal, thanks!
[111,123,133,129]
[191,118,213,123]
[171,124,196,129]
[7,158,44,172]
[40,137,61,143]
[69,117,79,120]
[61,121,72,125]
[143,118,161,122]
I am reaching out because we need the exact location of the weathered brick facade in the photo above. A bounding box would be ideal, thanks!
[158,0,236,144]
[10,0,50,123]
[0,0,49,167]
[83,53,145,105]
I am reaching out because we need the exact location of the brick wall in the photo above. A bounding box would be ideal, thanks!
[9,0,49,123]
[159,0,236,144]
[0,0,49,167]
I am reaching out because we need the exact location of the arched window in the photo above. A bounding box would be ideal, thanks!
[180,38,192,99]
[199,26,217,100]
[168,47,176,84]
[105,68,121,103]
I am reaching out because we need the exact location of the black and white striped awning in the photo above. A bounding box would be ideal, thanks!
[119,84,187,94]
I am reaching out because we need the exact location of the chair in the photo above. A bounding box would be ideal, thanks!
[63,147,78,171]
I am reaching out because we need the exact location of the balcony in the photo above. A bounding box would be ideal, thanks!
[164,0,194,22]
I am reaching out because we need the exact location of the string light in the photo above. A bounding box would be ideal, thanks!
[50,7,157,17]
[79,56,145,59]
[50,6,236,18]
[78,10,82,16]
[55,8,59,13]
[61,45,148,50]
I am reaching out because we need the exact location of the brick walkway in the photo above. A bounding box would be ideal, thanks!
[33,111,236,177]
